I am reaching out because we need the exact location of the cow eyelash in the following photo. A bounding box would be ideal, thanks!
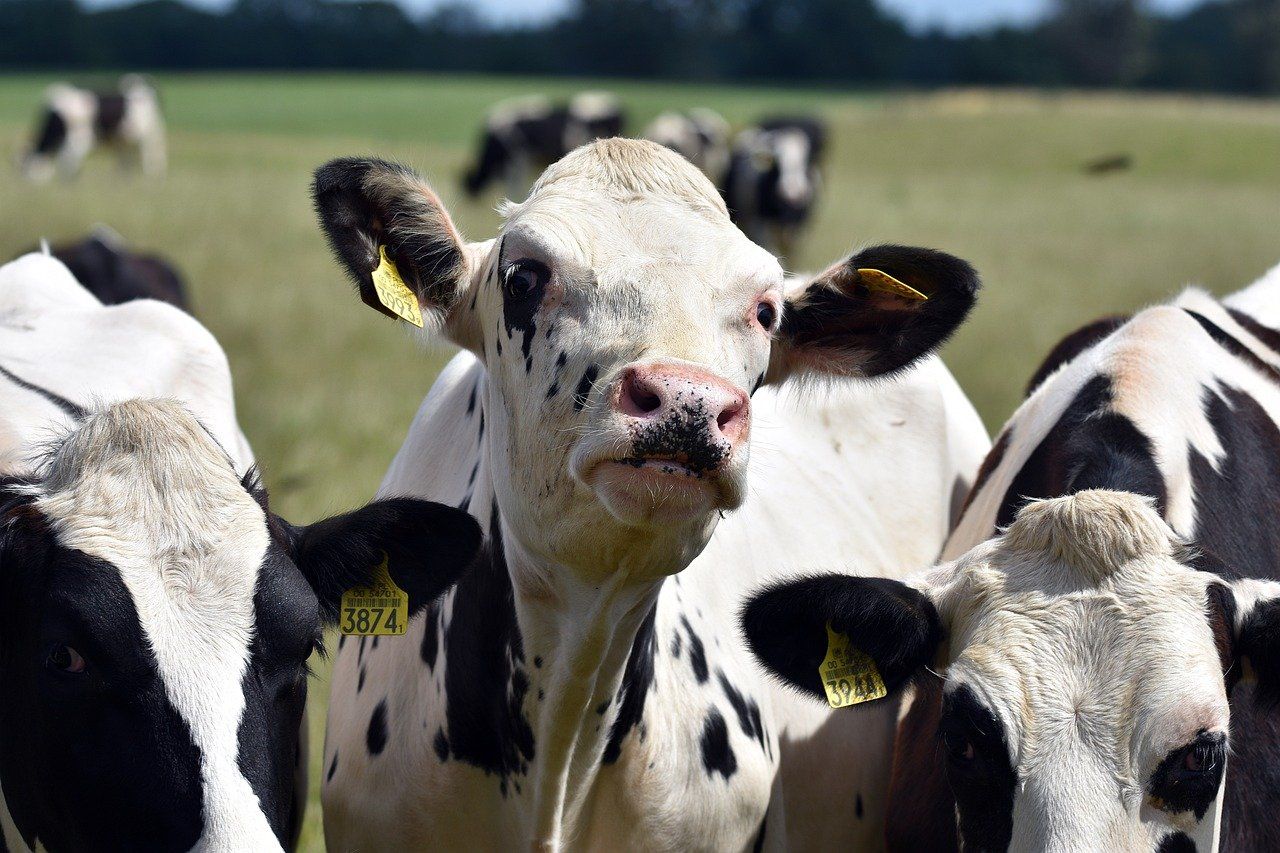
[500,259,551,298]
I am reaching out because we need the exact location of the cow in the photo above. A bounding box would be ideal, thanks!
[37,227,189,310]
[643,108,731,183]
[311,137,990,850]
[20,75,166,183]
[722,116,827,261]
[745,260,1280,851]
[0,251,480,851]
[462,92,625,199]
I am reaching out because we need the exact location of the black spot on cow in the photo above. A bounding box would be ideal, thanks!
[1149,730,1226,821]
[371,636,379,650]
[357,666,366,693]
[716,670,765,752]
[700,710,737,780]
[1157,833,1196,853]
[555,351,567,371]
[496,336,503,357]
[752,816,768,853]
[534,656,543,668]
[338,634,346,651]
[420,605,440,670]
[681,616,709,683]
[596,699,610,715]
[573,364,599,411]
[1186,310,1280,387]
[602,605,657,764]
[0,364,87,420]
[670,632,682,660]
[1228,308,1280,358]
[433,728,450,762]
[467,383,477,415]
[546,381,559,399]
[941,685,1015,852]
[1024,315,1128,397]
[326,752,338,782]
[367,700,389,756]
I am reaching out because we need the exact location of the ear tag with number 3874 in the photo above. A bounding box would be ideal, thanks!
[340,553,409,637]
[819,622,888,709]
[371,245,424,328]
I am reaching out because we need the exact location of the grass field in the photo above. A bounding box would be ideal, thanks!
[0,73,1277,850]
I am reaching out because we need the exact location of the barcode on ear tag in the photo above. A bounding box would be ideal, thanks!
[819,622,888,709]
[856,268,929,302]
[371,246,424,328]
[340,553,409,636]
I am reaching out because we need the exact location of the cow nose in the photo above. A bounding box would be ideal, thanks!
[616,363,750,447]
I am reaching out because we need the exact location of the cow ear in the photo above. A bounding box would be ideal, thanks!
[740,573,944,702]
[1229,578,1280,705]
[312,157,478,343]
[767,244,979,383]
[288,498,482,624]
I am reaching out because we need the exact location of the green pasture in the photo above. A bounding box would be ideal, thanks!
[0,73,1277,850]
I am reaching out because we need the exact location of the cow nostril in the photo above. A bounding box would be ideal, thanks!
[634,387,661,414]
[717,406,738,431]
[621,370,664,417]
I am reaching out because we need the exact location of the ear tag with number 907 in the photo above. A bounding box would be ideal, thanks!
[371,245,424,328]
[340,553,409,636]
[819,622,887,709]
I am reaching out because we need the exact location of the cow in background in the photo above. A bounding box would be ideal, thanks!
[462,92,625,199]
[20,75,166,182]
[40,227,189,311]
[723,116,827,261]
[643,108,731,182]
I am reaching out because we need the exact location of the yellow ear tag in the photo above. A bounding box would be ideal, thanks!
[371,245,424,328]
[857,268,929,302]
[819,622,888,709]
[340,553,409,636]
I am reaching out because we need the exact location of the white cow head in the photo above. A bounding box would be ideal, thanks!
[314,139,978,579]
[745,490,1280,852]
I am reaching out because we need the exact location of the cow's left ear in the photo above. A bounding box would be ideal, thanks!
[1228,578,1280,704]
[766,244,979,383]
[741,573,944,702]
[287,498,482,624]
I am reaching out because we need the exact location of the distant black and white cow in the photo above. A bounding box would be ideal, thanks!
[312,138,989,849]
[21,75,166,183]
[747,261,1280,851]
[462,92,625,199]
[0,252,480,851]
[643,108,730,182]
[723,116,827,260]
[39,228,189,310]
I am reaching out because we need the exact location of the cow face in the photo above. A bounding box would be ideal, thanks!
[314,140,977,577]
[744,490,1280,852]
[0,400,479,851]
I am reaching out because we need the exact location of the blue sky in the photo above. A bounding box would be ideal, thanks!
[81,0,1211,33]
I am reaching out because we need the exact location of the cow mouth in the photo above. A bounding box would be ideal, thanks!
[613,452,713,479]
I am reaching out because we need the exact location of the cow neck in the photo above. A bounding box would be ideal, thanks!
[496,510,665,849]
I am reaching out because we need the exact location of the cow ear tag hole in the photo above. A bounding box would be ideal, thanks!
[856,268,928,302]
[371,245,424,328]
[819,622,887,709]
[340,552,409,636]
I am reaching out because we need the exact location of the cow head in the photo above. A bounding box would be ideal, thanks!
[0,400,479,851]
[744,490,1280,852]
[313,139,977,579]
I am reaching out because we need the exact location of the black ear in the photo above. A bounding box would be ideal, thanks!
[311,157,470,329]
[769,244,979,382]
[1237,588,1280,707]
[740,573,943,702]
[290,498,481,624]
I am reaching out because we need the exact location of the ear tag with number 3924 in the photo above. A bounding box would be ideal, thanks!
[340,553,409,637]
[819,622,887,709]
[856,268,929,302]
[371,245,424,328]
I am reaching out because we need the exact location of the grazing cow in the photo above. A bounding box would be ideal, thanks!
[463,92,626,199]
[312,138,989,850]
[0,252,480,852]
[20,75,166,182]
[747,261,1280,851]
[745,490,1280,853]
[723,116,827,260]
[39,228,189,310]
[643,108,731,182]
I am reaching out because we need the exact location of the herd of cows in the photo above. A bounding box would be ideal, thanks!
[4,80,1280,853]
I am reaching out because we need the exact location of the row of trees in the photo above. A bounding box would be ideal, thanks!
[2,0,1279,95]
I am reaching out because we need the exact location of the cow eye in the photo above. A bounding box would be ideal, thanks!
[46,643,87,674]
[943,729,976,765]
[1151,730,1226,810]
[503,259,550,300]
[756,301,777,331]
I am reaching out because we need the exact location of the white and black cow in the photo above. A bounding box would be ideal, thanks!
[722,116,827,261]
[462,92,625,200]
[0,252,480,852]
[642,108,731,183]
[36,227,189,310]
[20,75,166,183]
[748,261,1280,851]
[312,138,990,849]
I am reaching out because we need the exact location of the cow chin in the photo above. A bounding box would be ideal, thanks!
[579,457,747,529]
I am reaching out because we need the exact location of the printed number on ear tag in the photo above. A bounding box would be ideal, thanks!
[371,245,424,328]
[819,622,888,709]
[856,268,929,302]
[340,553,409,636]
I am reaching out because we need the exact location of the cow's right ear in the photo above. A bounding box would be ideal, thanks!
[740,574,944,702]
[1227,578,1280,705]
[312,157,478,343]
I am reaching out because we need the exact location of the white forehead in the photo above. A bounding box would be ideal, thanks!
[500,138,781,286]
[942,493,1229,766]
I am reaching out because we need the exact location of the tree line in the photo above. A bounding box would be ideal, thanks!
[2,0,1278,95]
